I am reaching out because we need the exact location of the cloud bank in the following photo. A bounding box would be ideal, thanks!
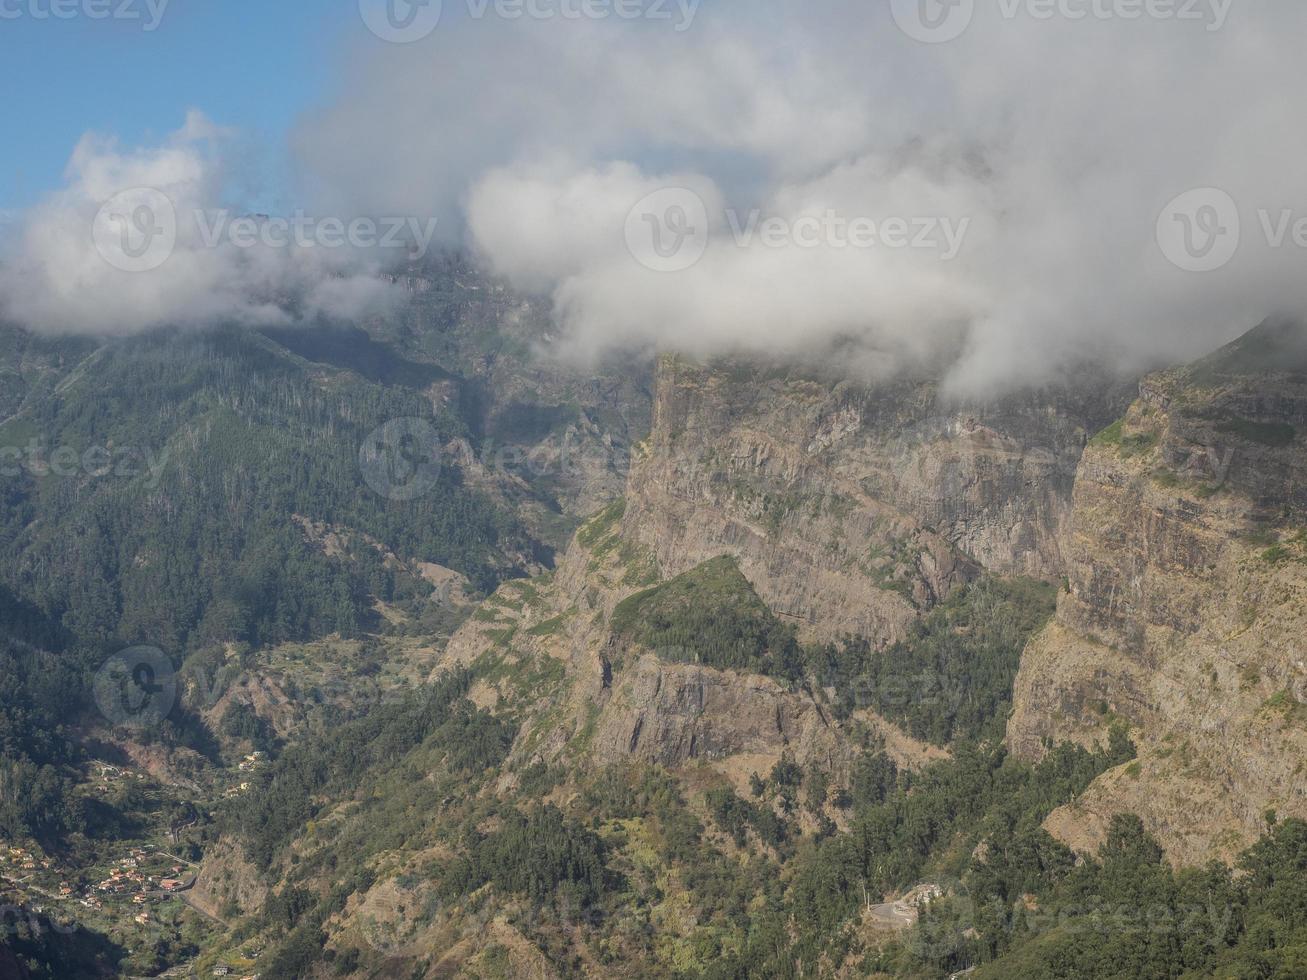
[5,2,1307,391]
[0,111,400,335]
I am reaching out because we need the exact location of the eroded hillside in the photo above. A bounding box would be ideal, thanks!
[621,355,1128,645]
[1010,318,1307,863]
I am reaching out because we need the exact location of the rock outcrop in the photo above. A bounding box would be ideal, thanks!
[434,354,1125,790]
[1009,319,1307,863]
[621,355,1129,644]
[495,337,1307,865]
[435,474,952,795]
[591,653,842,769]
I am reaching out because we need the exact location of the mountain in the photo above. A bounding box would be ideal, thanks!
[5,297,1307,979]
[1010,317,1307,863]
[622,353,1131,643]
[0,262,650,977]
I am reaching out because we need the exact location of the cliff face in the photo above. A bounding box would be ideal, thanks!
[436,504,898,796]
[438,330,1307,867]
[1008,319,1307,864]
[621,356,1128,644]
[431,354,1125,788]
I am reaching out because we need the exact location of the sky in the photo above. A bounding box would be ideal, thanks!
[0,0,355,212]
[2,0,1306,394]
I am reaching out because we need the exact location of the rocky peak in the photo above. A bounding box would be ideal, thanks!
[1009,319,1307,863]
[619,353,1130,645]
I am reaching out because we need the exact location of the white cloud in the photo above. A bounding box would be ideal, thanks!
[0,111,402,335]
[6,3,1307,392]
[291,2,1307,390]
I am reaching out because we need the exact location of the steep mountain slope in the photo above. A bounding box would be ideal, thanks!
[362,253,653,521]
[425,352,1127,782]
[622,355,1129,644]
[200,354,1142,976]
[0,261,648,655]
[0,265,651,977]
[14,307,1307,977]
[207,491,1094,979]
[1009,318,1307,864]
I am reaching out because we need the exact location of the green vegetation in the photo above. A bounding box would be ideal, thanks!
[10,312,1307,978]
[0,911,124,980]
[439,805,612,911]
[610,556,803,679]
[707,738,1132,977]
[956,815,1307,979]
[864,538,921,601]
[526,612,569,637]
[810,576,1057,745]
[706,784,792,850]
[1216,416,1297,447]
[1262,544,1291,564]
[1090,419,1125,447]
[1089,418,1158,457]
[576,498,627,549]
[220,701,278,753]
[0,325,538,657]
[578,496,659,587]
[230,669,514,868]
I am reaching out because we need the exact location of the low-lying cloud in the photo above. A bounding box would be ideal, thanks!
[0,111,402,335]
[4,2,1307,391]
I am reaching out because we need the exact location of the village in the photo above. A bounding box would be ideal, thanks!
[0,750,273,977]
[0,839,196,930]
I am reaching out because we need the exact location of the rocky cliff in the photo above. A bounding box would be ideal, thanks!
[197,324,1307,979]
[433,353,1125,791]
[1009,318,1307,863]
[620,355,1128,644]
[435,503,899,798]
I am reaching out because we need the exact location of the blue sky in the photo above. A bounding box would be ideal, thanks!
[0,0,353,211]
